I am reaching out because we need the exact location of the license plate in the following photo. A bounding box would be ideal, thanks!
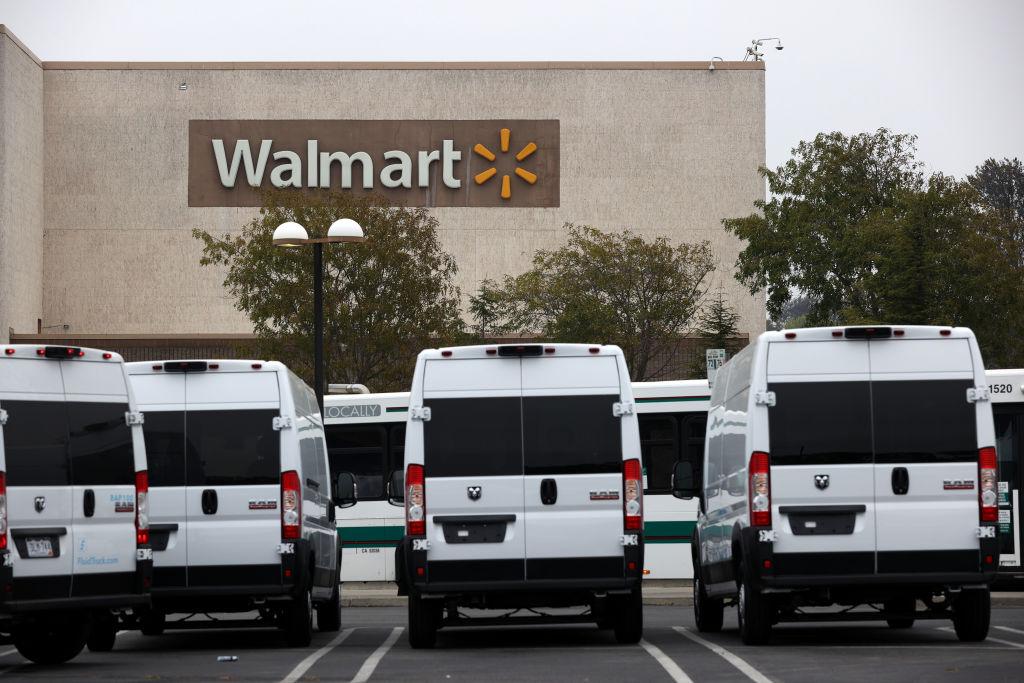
[26,538,54,558]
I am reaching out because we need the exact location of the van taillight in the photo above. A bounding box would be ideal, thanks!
[281,470,301,539]
[623,458,643,531]
[406,464,425,536]
[0,472,7,551]
[135,471,149,546]
[749,452,771,527]
[979,447,998,523]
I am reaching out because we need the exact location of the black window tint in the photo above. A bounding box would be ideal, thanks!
[768,382,873,466]
[994,406,1021,557]
[640,415,677,493]
[186,410,280,486]
[682,415,707,491]
[389,424,406,477]
[523,395,621,475]
[424,398,522,477]
[872,380,976,463]
[326,425,385,499]
[1,401,69,486]
[141,411,185,487]
[67,402,135,485]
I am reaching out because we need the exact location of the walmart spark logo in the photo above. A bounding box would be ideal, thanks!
[473,128,538,199]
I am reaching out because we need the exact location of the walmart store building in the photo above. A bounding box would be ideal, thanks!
[0,25,766,363]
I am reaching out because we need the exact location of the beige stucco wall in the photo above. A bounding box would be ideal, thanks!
[38,64,765,339]
[0,28,44,343]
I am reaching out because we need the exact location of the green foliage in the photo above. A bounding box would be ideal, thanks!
[724,129,1024,367]
[688,289,744,378]
[969,157,1024,265]
[469,224,716,380]
[193,190,463,391]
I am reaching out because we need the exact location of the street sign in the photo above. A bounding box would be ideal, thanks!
[706,348,726,388]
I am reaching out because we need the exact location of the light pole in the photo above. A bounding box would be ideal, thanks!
[272,218,366,416]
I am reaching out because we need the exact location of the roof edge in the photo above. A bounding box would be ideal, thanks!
[40,60,764,71]
[0,24,43,67]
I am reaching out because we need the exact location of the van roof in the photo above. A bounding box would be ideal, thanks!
[761,325,975,343]
[126,359,286,374]
[420,343,623,360]
[0,344,125,363]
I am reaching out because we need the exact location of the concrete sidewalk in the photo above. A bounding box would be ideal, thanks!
[341,580,1024,608]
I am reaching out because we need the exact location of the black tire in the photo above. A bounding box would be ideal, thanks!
[407,593,439,649]
[694,572,724,633]
[952,589,990,642]
[612,586,644,644]
[14,618,89,664]
[317,582,342,632]
[139,609,166,636]
[86,612,117,652]
[884,597,916,629]
[737,564,772,645]
[284,586,314,647]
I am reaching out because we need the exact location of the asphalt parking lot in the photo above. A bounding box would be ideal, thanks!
[0,604,1021,681]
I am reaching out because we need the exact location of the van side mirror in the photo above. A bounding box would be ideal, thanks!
[387,470,405,506]
[672,461,699,500]
[332,471,357,508]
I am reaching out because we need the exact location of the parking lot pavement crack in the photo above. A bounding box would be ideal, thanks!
[639,638,695,683]
[673,626,774,683]
[350,626,403,683]
[280,627,356,683]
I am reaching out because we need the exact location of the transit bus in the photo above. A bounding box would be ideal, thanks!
[325,371,1024,584]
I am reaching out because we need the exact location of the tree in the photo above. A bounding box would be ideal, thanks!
[193,190,463,391]
[689,288,743,378]
[969,157,1024,266]
[469,224,716,380]
[724,130,1024,367]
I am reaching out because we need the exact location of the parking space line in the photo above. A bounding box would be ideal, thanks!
[638,639,694,683]
[673,627,772,683]
[995,625,1024,638]
[280,628,355,683]
[937,626,1024,649]
[0,651,15,659]
[351,626,403,683]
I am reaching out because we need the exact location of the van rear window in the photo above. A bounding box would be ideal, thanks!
[872,380,976,463]
[424,398,523,477]
[142,411,186,487]
[768,382,874,466]
[67,402,135,485]
[185,410,280,486]
[523,395,621,475]
[1,401,70,486]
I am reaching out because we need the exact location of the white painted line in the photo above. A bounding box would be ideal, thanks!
[350,626,403,683]
[0,651,15,659]
[638,639,694,683]
[673,627,772,683]
[995,625,1024,638]
[280,628,355,683]
[937,626,1024,650]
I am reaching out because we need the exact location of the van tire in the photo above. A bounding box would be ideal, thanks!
[737,565,772,645]
[952,589,990,642]
[14,618,89,664]
[407,593,439,649]
[884,598,915,629]
[317,582,343,632]
[139,609,166,636]
[612,586,644,644]
[284,587,314,647]
[86,612,117,652]
[694,574,724,633]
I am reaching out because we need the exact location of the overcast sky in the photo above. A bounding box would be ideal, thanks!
[2,0,1021,177]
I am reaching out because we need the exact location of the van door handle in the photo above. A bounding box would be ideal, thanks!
[83,489,95,518]
[891,467,909,495]
[201,489,218,515]
[540,479,557,505]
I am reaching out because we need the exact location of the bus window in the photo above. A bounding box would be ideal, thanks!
[326,425,386,500]
[681,414,707,492]
[389,423,406,478]
[639,415,678,493]
[994,406,1022,558]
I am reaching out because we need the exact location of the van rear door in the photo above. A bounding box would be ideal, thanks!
[766,342,878,576]
[421,358,526,585]
[870,339,981,573]
[184,372,282,589]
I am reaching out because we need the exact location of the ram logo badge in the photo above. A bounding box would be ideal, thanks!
[467,486,482,501]
[814,474,830,490]
[34,496,46,513]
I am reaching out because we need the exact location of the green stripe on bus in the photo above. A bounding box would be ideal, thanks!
[635,396,710,404]
[386,407,408,413]
[337,521,693,548]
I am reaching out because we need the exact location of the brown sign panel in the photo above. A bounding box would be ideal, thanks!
[188,119,559,208]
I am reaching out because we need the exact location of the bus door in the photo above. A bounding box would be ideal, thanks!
[994,404,1022,575]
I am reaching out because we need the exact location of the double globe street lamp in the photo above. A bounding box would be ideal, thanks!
[272,218,366,415]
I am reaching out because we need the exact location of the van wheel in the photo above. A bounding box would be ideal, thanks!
[612,586,644,644]
[86,612,117,652]
[884,598,916,629]
[15,618,89,664]
[284,587,314,647]
[317,582,342,632]
[139,609,166,636]
[407,593,439,649]
[694,574,724,633]
[952,589,990,642]
[737,565,772,645]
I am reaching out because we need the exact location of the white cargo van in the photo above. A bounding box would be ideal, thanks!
[675,326,998,644]
[390,344,644,648]
[125,360,356,647]
[0,345,152,663]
